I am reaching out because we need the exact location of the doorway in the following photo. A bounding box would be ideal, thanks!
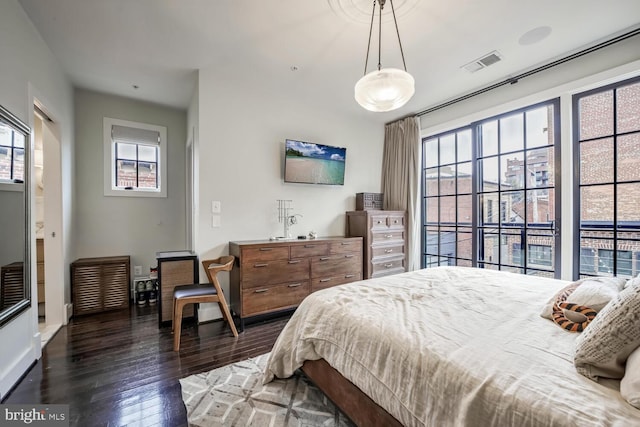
[33,104,64,346]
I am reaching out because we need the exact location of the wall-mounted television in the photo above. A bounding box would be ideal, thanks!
[284,139,346,185]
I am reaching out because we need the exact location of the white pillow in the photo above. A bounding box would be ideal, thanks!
[625,275,640,290]
[621,346,640,409]
[540,277,625,322]
[574,279,640,380]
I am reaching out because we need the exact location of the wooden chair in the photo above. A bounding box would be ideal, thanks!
[172,255,239,351]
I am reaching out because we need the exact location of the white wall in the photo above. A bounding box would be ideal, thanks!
[74,89,187,275]
[194,66,384,317]
[419,35,640,281]
[0,0,74,400]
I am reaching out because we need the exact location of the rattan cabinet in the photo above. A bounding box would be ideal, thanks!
[156,251,199,326]
[1,262,24,310]
[71,256,130,316]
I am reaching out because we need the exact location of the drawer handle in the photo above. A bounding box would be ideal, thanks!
[319,278,332,283]
[288,260,300,264]
[385,249,394,253]
[259,248,273,251]
[319,257,330,261]
[254,263,268,268]
[288,283,302,288]
[254,289,268,293]
[376,220,384,224]
[344,254,354,258]
[341,242,348,245]
[384,234,393,238]
[345,274,355,278]
[384,263,394,268]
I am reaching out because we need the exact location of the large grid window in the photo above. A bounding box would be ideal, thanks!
[0,122,25,182]
[423,128,473,267]
[422,100,560,278]
[574,76,640,278]
[103,117,167,198]
[477,102,559,277]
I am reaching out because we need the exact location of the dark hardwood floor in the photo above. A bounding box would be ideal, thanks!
[3,304,289,427]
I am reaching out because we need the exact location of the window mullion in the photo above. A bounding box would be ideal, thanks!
[472,122,479,267]
[612,86,618,275]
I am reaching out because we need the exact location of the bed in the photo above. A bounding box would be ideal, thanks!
[263,266,640,426]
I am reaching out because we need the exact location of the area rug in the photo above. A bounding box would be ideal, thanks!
[179,353,354,426]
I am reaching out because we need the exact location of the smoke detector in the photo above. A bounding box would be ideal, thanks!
[462,51,503,73]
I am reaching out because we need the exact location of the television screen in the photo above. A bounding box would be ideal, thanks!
[284,139,346,185]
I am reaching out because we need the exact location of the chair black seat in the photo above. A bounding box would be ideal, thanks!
[172,256,238,351]
[173,284,217,299]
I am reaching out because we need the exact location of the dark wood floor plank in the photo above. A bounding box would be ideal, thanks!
[2,305,288,427]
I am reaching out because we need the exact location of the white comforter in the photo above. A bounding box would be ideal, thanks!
[264,266,640,426]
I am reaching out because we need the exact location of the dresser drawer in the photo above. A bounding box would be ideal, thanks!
[242,258,309,288]
[329,240,362,254]
[243,246,290,263]
[372,230,404,244]
[312,254,361,277]
[372,244,405,260]
[291,243,329,258]
[242,281,310,316]
[372,258,405,277]
[386,214,405,228]
[312,273,362,292]
[370,214,389,230]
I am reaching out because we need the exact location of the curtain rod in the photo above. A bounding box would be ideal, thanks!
[416,27,640,117]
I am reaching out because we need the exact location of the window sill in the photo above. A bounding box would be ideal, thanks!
[0,181,24,192]
[104,187,166,198]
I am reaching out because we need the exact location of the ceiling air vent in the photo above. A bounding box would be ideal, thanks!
[462,50,503,73]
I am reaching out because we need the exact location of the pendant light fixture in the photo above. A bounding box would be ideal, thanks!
[355,0,415,112]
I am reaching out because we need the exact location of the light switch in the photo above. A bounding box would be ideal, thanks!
[212,200,221,213]
[212,214,221,228]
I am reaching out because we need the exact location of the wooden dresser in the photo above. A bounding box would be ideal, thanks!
[71,255,130,316]
[229,236,363,328]
[346,210,407,279]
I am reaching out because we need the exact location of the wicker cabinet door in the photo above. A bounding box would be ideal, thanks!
[102,262,129,310]
[72,265,103,315]
[158,258,197,323]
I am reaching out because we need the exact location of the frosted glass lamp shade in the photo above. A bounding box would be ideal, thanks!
[354,68,415,112]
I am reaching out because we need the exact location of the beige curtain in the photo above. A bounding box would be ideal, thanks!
[382,116,421,271]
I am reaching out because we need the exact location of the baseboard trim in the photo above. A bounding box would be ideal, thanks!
[65,303,73,324]
[0,346,36,402]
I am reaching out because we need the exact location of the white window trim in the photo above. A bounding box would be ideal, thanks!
[103,117,167,198]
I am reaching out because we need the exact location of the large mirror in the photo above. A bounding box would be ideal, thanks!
[0,104,30,327]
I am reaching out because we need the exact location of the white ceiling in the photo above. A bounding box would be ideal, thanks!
[18,0,640,122]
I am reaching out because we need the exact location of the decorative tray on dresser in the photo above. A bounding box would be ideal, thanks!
[229,236,363,329]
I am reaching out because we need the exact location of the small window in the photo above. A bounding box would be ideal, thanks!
[0,122,25,183]
[103,118,166,197]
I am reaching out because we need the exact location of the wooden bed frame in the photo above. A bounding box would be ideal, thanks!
[301,358,403,427]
